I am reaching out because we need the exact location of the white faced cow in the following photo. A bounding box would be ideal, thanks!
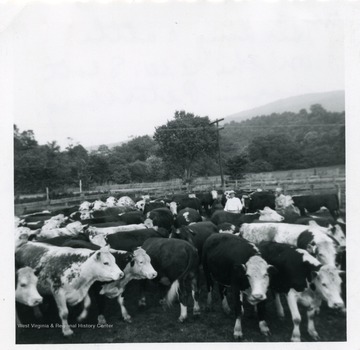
[15,242,123,336]
[99,247,157,323]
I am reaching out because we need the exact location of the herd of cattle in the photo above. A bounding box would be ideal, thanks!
[14,189,346,342]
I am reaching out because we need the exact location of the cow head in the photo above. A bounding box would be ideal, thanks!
[126,247,157,280]
[80,210,93,220]
[92,200,107,211]
[258,207,284,222]
[135,200,146,212]
[169,201,178,216]
[327,224,346,251]
[106,196,117,207]
[211,190,218,200]
[310,265,345,311]
[241,255,273,305]
[79,201,92,211]
[65,221,86,235]
[90,246,124,282]
[15,267,43,307]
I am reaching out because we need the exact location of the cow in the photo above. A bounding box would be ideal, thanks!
[177,197,203,215]
[98,247,157,323]
[140,237,200,322]
[92,200,107,211]
[118,211,145,225]
[171,221,218,263]
[143,200,167,215]
[240,221,337,266]
[292,193,340,219]
[195,190,218,217]
[202,233,274,340]
[37,221,87,240]
[16,267,43,307]
[87,223,148,237]
[79,201,92,211]
[175,208,202,227]
[211,207,284,227]
[145,207,175,233]
[105,228,170,251]
[41,214,69,230]
[117,196,136,209]
[242,190,276,212]
[15,242,123,336]
[258,241,345,342]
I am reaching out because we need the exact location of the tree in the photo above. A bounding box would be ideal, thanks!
[226,153,249,179]
[154,111,218,183]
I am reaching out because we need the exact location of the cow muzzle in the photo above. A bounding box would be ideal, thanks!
[248,293,266,304]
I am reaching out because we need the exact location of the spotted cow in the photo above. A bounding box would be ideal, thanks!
[15,242,123,336]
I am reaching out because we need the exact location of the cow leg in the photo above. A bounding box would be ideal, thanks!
[203,261,214,310]
[117,290,132,323]
[286,289,301,342]
[77,294,91,322]
[257,300,270,337]
[306,305,320,340]
[191,277,200,316]
[231,285,243,340]
[219,285,231,315]
[138,279,147,308]
[178,279,188,322]
[274,292,285,319]
[53,290,73,337]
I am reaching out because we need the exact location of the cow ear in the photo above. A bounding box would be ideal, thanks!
[95,251,102,260]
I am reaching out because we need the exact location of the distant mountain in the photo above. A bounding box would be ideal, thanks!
[225,90,345,123]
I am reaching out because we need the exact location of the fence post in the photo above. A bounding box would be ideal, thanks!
[335,183,341,208]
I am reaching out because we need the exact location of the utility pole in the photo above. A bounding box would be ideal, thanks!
[209,118,225,190]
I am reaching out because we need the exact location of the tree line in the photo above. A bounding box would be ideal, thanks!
[14,105,345,194]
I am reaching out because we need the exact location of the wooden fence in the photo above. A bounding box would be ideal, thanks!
[14,174,345,216]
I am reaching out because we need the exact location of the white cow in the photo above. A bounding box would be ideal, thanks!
[240,221,337,266]
[38,221,87,239]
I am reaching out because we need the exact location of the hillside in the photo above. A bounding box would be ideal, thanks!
[225,90,345,123]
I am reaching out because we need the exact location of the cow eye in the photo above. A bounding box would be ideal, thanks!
[322,282,327,287]
[139,261,143,265]
[19,283,27,288]
[103,262,109,266]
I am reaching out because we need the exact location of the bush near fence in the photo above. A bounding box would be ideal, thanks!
[14,165,345,215]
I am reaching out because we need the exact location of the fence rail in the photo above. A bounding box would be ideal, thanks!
[14,174,345,216]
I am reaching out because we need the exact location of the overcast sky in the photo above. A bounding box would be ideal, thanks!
[3,1,346,149]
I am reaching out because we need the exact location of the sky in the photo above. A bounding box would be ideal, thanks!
[2,1,347,149]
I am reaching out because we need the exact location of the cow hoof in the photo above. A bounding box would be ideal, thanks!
[233,334,243,341]
[291,336,301,342]
[309,331,320,341]
[63,329,74,337]
[124,316,132,324]
[178,316,187,323]
[193,309,201,317]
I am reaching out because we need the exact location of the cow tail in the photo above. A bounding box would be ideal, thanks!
[166,280,180,306]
